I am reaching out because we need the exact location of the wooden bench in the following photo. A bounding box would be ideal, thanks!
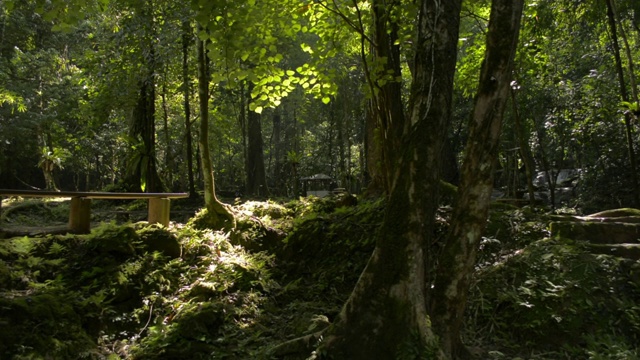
[0,189,189,234]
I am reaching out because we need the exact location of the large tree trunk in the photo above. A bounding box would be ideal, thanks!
[196,25,233,227]
[318,0,461,358]
[430,1,524,358]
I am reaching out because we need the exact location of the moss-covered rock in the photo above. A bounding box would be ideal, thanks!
[587,208,640,218]
[137,225,182,258]
[550,221,640,244]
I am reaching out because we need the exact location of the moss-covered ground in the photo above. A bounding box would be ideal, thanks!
[1,195,639,359]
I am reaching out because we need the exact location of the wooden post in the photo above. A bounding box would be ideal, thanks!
[69,197,92,234]
[148,198,171,226]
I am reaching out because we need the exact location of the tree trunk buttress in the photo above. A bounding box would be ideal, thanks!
[430,1,524,358]
[196,26,233,227]
[318,0,462,358]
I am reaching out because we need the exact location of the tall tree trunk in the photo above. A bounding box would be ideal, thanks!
[182,20,196,198]
[318,0,461,358]
[238,82,248,195]
[161,67,172,188]
[363,99,384,195]
[128,77,163,193]
[338,99,347,189]
[272,111,284,195]
[430,1,524,358]
[511,86,536,205]
[440,137,460,186]
[245,85,268,197]
[605,0,640,206]
[196,25,233,227]
[126,1,163,193]
[371,0,406,194]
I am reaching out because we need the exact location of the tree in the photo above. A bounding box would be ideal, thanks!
[605,0,640,206]
[195,23,234,228]
[430,0,524,356]
[182,20,197,197]
[239,1,519,359]
[245,84,268,196]
[315,0,463,357]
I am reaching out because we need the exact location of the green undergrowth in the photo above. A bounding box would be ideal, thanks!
[0,221,279,359]
[1,196,639,359]
[467,236,640,359]
[0,194,381,359]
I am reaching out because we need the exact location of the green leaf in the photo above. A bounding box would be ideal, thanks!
[322,97,331,104]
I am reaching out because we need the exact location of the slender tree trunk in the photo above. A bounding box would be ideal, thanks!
[613,2,639,105]
[430,1,524,358]
[161,67,172,188]
[338,100,347,189]
[605,0,640,206]
[291,108,300,197]
[245,85,268,197]
[272,111,283,195]
[363,99,384,195]
[238,82,248,195]
[511,87,536,204]
[182,20,196,197]
[196,25,233,227]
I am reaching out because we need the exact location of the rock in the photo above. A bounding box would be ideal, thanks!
[137,226,181,258]
[586,208,640,218]
[550,221,640,244]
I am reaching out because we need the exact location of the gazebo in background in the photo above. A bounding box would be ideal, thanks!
[300,174,336,198]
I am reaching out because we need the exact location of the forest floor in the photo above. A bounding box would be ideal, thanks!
[0,194,639,359]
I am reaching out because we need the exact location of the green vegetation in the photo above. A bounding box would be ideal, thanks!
[2,0,640,357]
[1,197,639,359]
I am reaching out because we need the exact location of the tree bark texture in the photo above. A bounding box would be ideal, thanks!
[370,0,406,194]
[196,27,233,227]
[318,0,462,358]
[245,95,268,197]
[430,1,524,358]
